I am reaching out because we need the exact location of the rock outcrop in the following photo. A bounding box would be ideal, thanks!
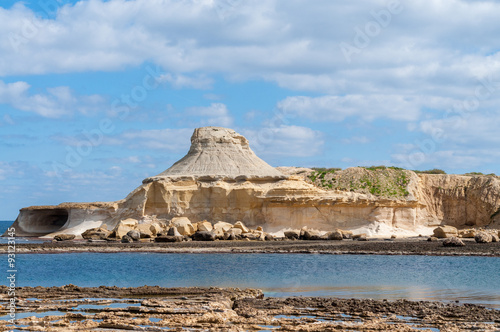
[5,126,500,239]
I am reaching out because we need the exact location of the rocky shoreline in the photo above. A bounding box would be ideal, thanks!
[1,285,499,331]
[4,238,500,256]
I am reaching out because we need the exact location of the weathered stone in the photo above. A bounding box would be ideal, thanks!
[475,232,492,243]
[121,235,133,243]
[155,235,182,242]
[428,236,438,242]
[491,234,499,242]
[193,231,216,241]
[127,230,141,241]
[54,234,75,241]
[458,229,476,238]
[341,230,353,239]
[167,226,182,237]
[327,230,343,241]
[433,226,458,239]
[113,219,138,239]
[302,229,322,240]
[233,221,249,233]
[353,233,367,241]
[284,229,300,240]
[136,223,154,237]
[81,227,110,240]
[264,233,274,241]
[443,236,465,247]
[171,217,195,236]
[196,221,213,232]
[256,226,263,232]
[213,221,233,233]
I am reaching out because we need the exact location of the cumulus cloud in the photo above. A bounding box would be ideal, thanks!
[277,95,421,122]
[242,125,324,158]
[0,80,105,117]
[158,73,213,89]
[187,103,233,127]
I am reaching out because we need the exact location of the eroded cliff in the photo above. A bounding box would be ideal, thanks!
[7,127,500,238]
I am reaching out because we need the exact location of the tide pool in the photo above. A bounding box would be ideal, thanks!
[3,252,499,309]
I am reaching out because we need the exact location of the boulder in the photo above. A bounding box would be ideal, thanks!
[241,231,264,241]
[433,226,458,238]
[427,236,439,242]
[213,221,233,234]
[443,237,465,247]
[256,226,263,232]
[193,231,216,241]
[82,227,111,240]
[302,229,322,240]
[167,227,182,237]
[353,233,367,241]
[171,217,195,236]
[113,219,139,239]
[340,230,353,239]
[458,229,476,238]
[149,223,164,236]
[233,221,250,233]
[196,221,213,232]
[155,235,183,242]
[126,230,141,241]
[284,229,300,240]
[491,234,499,242]
[264,234,274,241]
[121,235,133,243]
[223,228,242,240]
[475,232,492,243]
[54,234,75,241]
[327,230,343,241]
[136,223,154,237]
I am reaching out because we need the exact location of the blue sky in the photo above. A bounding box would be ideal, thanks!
[1,0,500,219]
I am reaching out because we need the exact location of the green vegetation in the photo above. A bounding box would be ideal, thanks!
[413,168,446,174]
[308,166,410,198]
[464,172,483,176]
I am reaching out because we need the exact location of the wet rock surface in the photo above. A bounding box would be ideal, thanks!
[5,238,499,256]
[1,286,498,331]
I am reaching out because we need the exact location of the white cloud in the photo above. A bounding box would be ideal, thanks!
[187,103,233,127]
[277,95,421,122]
[242,125,324,158]
[0,80,105,118]
[158,73,213,89]
[113,128,193,152]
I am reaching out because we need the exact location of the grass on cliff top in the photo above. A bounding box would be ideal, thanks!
[307,166,410,198]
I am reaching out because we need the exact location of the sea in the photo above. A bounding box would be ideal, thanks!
[1,221,499,309]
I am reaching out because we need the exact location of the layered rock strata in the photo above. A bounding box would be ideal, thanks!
[6,126,500,238]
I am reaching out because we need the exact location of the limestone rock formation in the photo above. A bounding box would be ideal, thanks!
[5,126,500,239]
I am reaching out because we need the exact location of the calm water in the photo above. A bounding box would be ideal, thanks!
[2,252,499,309]
[0,220,49,244]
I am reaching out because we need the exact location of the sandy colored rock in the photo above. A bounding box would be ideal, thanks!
[327,230,343,241]
[213,221,233,233]
[459,229,476,238]
[433,226,458,238]
[167,226,182,237]
[196,220,213,232]
[53,234,75,241]
[475,232,492,243]
[9,126,500,239]
[443,236,465,247]
[171,217,195,236]
[136,223,154,237]
[233,221,250,233]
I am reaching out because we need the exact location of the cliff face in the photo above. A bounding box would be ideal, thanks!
[7,127,500,237]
